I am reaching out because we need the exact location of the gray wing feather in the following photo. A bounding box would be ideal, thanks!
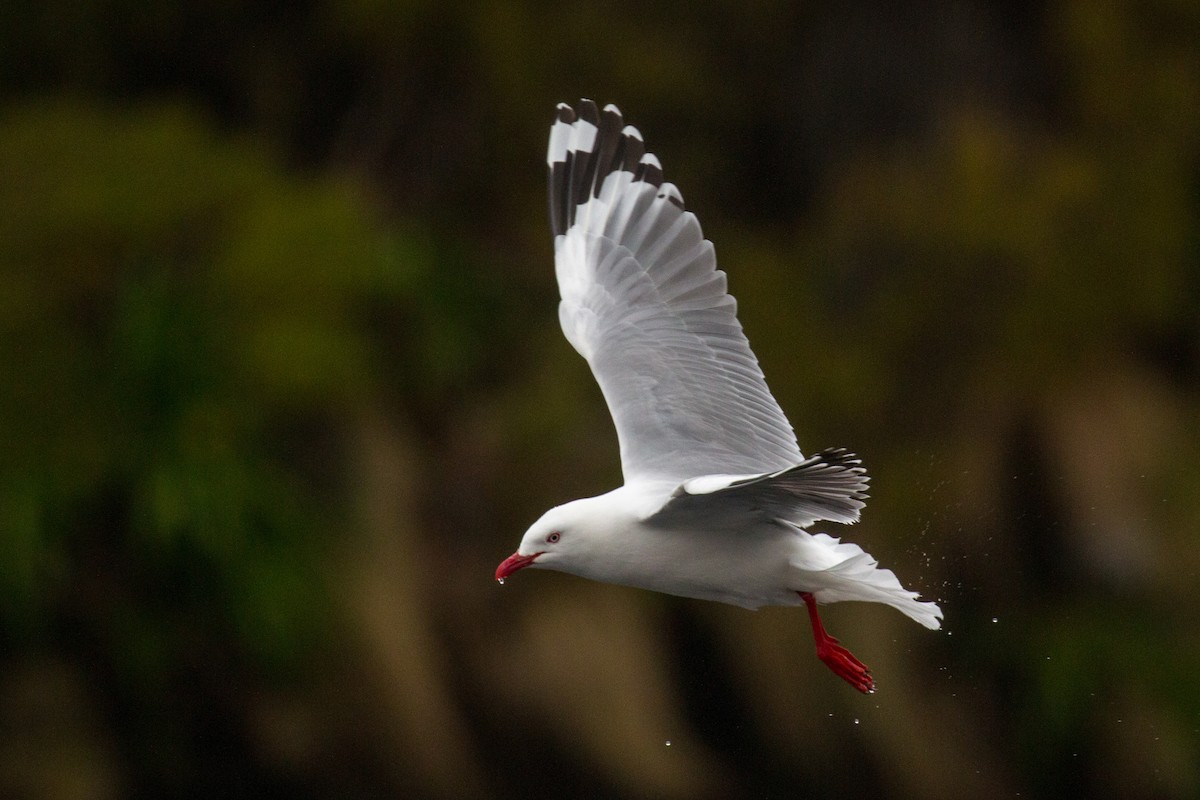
[645,448,870,529]
[550,100,802,484]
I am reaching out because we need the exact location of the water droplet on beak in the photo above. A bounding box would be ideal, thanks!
[497,577,506,585]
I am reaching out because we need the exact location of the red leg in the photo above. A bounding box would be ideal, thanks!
[799,592,875,694]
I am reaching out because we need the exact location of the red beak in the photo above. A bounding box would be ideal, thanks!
[495,551,541,582]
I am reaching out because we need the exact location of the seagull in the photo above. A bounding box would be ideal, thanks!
[496,100,942,693]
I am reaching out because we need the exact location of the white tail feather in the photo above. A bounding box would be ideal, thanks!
[792,532,943,630]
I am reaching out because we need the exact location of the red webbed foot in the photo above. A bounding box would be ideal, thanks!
[799,591,875,694]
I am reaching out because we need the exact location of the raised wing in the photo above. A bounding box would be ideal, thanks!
[548,100,802,485]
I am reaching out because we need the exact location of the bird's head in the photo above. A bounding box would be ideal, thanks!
[495,496,612,583]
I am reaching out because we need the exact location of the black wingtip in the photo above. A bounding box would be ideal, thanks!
[547,100,679,237]
[813,447,866,471]
[807,447,871,501]
[577,98,600,126]
[635,156,664,188]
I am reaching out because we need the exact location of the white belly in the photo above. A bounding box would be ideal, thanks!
[567,522,806,609]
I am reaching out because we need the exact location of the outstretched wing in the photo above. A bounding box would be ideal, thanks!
[548,100,802,485]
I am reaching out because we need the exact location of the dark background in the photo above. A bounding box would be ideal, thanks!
[2,1,1198,798]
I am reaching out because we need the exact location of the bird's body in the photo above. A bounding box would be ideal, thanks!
[516,487,803,610]
[512,473,942,627]
[497,101,942,692]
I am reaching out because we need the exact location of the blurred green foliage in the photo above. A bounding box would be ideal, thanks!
[0,101,413,666]
[1,1,1198,799]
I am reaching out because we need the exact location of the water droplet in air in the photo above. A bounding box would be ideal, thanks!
[853,718,860,725]
[664,740,672,747]
[992,617,998,623]
[497,577,506,585]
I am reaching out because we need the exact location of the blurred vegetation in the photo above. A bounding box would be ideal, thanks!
[1,1,1197,798]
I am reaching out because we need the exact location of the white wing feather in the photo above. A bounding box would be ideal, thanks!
[549,101,802,485]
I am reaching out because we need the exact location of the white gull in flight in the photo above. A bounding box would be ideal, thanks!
[496,100,942,693]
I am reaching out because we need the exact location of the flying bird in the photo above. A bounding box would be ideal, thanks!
[496,100,942,693]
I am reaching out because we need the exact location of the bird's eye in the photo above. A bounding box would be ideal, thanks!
[546,532,561,544]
